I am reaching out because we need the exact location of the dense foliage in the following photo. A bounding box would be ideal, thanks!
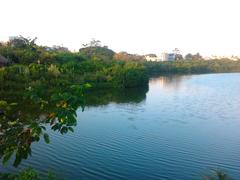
[144,60,240,75]
[0,167,56,180]
[79,46,115,61]
[0,60,148,93]
[0,39,84,65]
[0,36,148,89]
[114,51,146,61]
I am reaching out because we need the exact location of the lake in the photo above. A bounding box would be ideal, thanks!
[1,73,240,179]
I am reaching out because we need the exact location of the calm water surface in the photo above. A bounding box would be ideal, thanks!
[1,73,240,179]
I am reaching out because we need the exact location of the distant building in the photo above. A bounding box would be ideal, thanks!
[161,53,176,61]
[161,53,168,61]
[145,53,178,62]
[145,54,161,62]
[168,53,176,61]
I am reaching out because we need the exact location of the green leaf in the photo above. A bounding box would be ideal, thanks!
[9,102,18,106]
[35,136,40,142]
[3,151,14,165]
[0,100,7,106]
[52,123,61,131]
[40,126,46,130]
[13,152,22,167]
[43,133,50,144]
[84,83,92,89]
[60,127,68,134]
[68,127,74,132]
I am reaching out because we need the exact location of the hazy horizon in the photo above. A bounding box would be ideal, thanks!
[1,0,240,56]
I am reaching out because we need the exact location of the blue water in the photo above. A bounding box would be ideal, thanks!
[1,73,240,179]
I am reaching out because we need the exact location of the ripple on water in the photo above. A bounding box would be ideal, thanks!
[3,73,240,179]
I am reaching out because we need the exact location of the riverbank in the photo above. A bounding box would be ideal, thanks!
[2,59,240,93]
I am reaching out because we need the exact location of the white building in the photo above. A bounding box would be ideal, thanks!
[160,53,176,61]
[145,53,178,62]
[145,55,161,62]
[161,53,168,61]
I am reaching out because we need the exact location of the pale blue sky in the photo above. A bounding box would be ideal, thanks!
[1,0,240,56]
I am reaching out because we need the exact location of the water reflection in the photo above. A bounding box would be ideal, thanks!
[1,74,240,179]
[85,86,148,106]
[0,85,148,167]
[150,75,191,90]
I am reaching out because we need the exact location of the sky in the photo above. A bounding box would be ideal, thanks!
[1,0,240,56]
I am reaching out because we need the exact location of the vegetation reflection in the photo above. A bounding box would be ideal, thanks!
[0,85,148,168]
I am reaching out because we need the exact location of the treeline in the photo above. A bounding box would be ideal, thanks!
[144,60,240,75]
[0,36,144,65]
[1,36,240,91]
[0,36,148,91]
[0,37,112,64]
